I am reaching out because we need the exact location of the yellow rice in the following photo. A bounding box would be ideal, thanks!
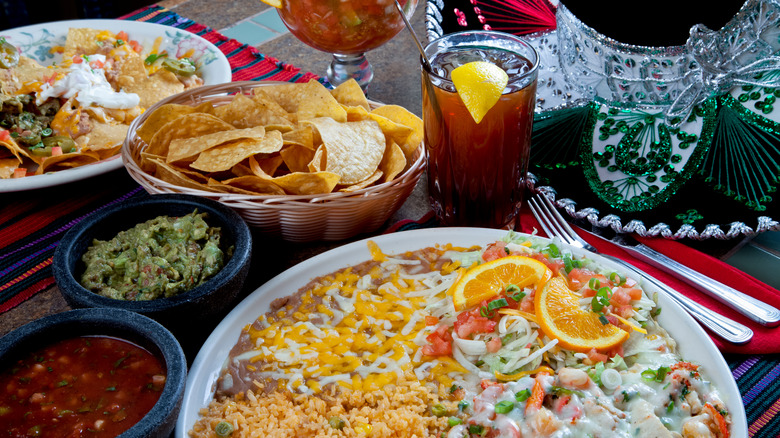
[188,375,454,437]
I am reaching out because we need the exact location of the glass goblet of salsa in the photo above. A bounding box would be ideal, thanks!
[277,0,418,90]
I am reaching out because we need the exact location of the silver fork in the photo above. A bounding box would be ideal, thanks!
[528,193,753,345]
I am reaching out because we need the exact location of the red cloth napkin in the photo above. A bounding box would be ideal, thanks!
[514,210,780,354]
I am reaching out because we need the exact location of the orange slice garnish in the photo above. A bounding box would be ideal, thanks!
[534,275,629,353]
[451,255,551,311]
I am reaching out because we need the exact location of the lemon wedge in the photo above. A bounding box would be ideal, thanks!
[451,61,508,124]
[259,0,282,8]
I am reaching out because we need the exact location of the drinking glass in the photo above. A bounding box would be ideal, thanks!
[278,0,418,91]
[422,31,539,228]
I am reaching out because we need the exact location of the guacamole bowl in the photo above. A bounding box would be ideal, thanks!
[0,308,187,438]
[53,194,252,341]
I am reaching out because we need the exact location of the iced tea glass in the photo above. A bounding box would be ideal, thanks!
[422,31,538,228]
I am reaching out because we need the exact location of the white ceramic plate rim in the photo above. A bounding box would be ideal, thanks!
[0,19,232,193]
[176,227,747,437]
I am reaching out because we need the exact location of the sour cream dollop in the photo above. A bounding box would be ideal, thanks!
[37,54,140,109]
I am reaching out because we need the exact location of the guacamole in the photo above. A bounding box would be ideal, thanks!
[80,210,227,301]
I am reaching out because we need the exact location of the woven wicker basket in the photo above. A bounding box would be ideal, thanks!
[122,81,425,242]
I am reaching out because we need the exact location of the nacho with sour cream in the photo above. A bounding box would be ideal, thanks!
[0,28,204,179]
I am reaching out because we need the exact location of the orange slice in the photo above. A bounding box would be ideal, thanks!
[451,255,551,311]
[535,275,629,352]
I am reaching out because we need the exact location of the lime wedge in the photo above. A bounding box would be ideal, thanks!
[451,61,508,124]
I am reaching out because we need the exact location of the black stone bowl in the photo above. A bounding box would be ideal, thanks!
[0,308,187,438]
[53,193,252,336]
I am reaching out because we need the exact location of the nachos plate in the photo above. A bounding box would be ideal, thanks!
[0,19,232,192]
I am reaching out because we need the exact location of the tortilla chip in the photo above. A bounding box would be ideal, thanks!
[249,155,284,178]
[378,140,407,183]
[253,80,347,122]
[35,152,100,174]
[344,105,371,122]
[330,78,370,111]
[280,144,316,174]
[308,145,326,172]
[189,130,282,172]
[213,94,293,129]
[62,28,104,58]
[153,158,216,192]
[305,118,385,185]
[370,105,423,159]
[149,113,235,158]
[339,169,383,192]
[137,104,201,145]
[216,175,285,195]
[271,171,341,195]
[0,158,19,179]
[121,68,185,108]
[85,122,127,151]
[139,151,166,173]
[282,126,316,149]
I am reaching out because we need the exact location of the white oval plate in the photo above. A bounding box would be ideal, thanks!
[0,19,233,193]
[176,227,747,437]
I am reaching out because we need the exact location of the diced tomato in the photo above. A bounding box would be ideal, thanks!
[89,60,104,69]
[568,268,609,291]
[51,146,63,157]
[615,304,634,318]
[0,129,10,142]
[528,253,565,275]
[519,293,535,312]
[626,288,643,301]
[72,55,83,64]
[129,40,142,53]
[486,337,502,353]
[587,348,609,363]
[12,168,26,178]
[482,241,508,262]
[454,308,497,339]
[609,289,632,307]
[421,324,452,356]
[116,31,129,42]
[480,379,504,390]
[424,315,439,326]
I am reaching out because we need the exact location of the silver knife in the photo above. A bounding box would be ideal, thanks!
[583,226,780,327]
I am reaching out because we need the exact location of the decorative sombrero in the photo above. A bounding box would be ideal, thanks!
[426,0,780,239]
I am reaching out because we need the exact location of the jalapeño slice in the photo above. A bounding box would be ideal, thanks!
[162,58,196,76]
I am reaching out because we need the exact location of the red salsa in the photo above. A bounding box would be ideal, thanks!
[0,336,166,437]
[278,0,413,54]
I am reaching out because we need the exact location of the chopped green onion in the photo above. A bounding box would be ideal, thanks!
[40,128,52,137]
[458,401,469,411]
[487,298,508,311]
[504,246,511,254]
[494,401,514,414]
[609,272,625,285]
[563,256,574,274]
[543,244,560,258]
[468,424,485,435]
[515,388,531,402]
[598,314,609,325]
[550,386,584,397]
[588,277,600,290]
[449,384,461,394]
[448,417,463,427]
[666,401,675,413]
[214,421,234,437]
[506,284,520,293]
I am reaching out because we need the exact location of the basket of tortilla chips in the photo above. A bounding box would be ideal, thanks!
[122,79,424,242]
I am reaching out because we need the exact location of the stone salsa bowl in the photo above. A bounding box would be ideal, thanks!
[0,308,187,438]
[52,193,252,336]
